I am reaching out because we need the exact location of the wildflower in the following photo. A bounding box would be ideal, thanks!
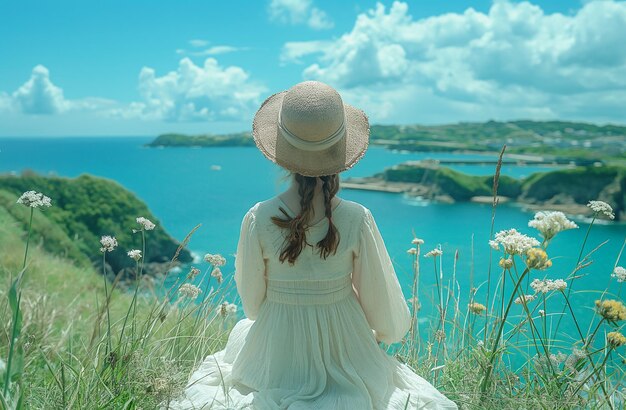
[178,284,202,300]
[424,249,443,258]
[186,266,201,280]
[612,266,626,283]
[468,302,487,315]
[499,257,513,269]
[595,299,626,323]
[539,309,545,317]
[565,348,586,370]
[99,235,118,253]
[211,267,223,284]
[204,253,227,267]
[136,216,156,230]
[16,190,52,208]
[528,211,578,241]
[489,240,499,251]
[530,278,567,294]
[587,200,615,219]
[525,248,552,270]
[533,352,566,370]
[607,331,626,348]
[552,279,567,291]
[406,248,418,255]
[217,302,237,316]
[494,229,540,256]
[412,238,424,245]
[127,249,142,261]
[514,294,537,305]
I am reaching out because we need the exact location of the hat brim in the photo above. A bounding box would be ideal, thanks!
[252,91,370,177]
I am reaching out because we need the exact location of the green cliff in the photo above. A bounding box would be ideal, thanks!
[0,172,192,279]
[355,164,625,220]
[147,132,254,147]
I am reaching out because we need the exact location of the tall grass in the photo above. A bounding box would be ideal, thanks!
[1,164,625,409]
[0,203,236,409]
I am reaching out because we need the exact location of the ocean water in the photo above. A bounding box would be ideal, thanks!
[1,137,624,344]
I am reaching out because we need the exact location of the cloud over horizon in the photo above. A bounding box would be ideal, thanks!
[282,0,626,124]
[114,57,266,122]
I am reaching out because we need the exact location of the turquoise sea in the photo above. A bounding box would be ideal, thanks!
[0,136,624,341]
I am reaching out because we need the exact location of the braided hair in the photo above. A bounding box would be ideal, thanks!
[271,174,340,264]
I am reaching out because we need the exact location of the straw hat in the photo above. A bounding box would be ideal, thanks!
[252,81,370,177]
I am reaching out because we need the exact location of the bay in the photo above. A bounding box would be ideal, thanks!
[1,136,624,343]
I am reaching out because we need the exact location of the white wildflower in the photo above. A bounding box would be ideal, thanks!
[489,240,499,251]
[587,200,615,219]
[127,249,142,261]
[16,190,52,208]
[612,266,626,283]
[186,266,201,279]
[494,229,540,255]
[565,348,586,370]
[514,294,537,305]
[211,267,223,284]
[204,253,226,267]
[99,235,118,253]
[178,284,202,300]
[406,248,418,255]
[531,278,567,294]
[552,279,567,291]
[528,211,578,241]
[136,217,156,230]
[412,238,424,245]
[424,248,443,258]
[539,309,546,317]
[217,302,237,316]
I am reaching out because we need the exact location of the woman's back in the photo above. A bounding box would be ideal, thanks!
[252,196,363,281]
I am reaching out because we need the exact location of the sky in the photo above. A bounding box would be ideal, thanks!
[1,0,625,136]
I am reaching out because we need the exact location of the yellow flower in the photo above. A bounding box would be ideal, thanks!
[525,248,551,270]
[499,258,513,269]
[595,299,626,323]
[607,331,626,348]
[468,302,487,315]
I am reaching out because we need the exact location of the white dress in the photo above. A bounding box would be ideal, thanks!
[166,198,457,409]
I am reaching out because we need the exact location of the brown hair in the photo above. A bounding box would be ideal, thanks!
[271,174,340,264]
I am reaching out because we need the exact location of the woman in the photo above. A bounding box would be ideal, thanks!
[168,81,457,409]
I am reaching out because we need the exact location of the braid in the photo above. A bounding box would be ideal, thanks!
[316,175,340,259]
[271,174,317,264]
[272,173,341,264]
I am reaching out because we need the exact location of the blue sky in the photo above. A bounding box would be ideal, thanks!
[1,0,625,136]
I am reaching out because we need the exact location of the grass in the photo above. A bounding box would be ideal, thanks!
[0,201,233,409]
[1,163,625,409]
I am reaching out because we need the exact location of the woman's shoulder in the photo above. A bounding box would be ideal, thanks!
[241,197,373,228]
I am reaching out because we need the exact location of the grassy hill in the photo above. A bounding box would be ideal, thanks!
[0,172,192,279]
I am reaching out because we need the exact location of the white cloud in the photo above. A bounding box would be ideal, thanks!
[281,1,626,123]
[118,57,266,122]
[268,0,334,30]
[185,45,243,56]
[11,65,69,114]
[189,39,209,47]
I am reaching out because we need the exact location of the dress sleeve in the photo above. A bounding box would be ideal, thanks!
[234,208,266,320]
[352,208,411,344]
